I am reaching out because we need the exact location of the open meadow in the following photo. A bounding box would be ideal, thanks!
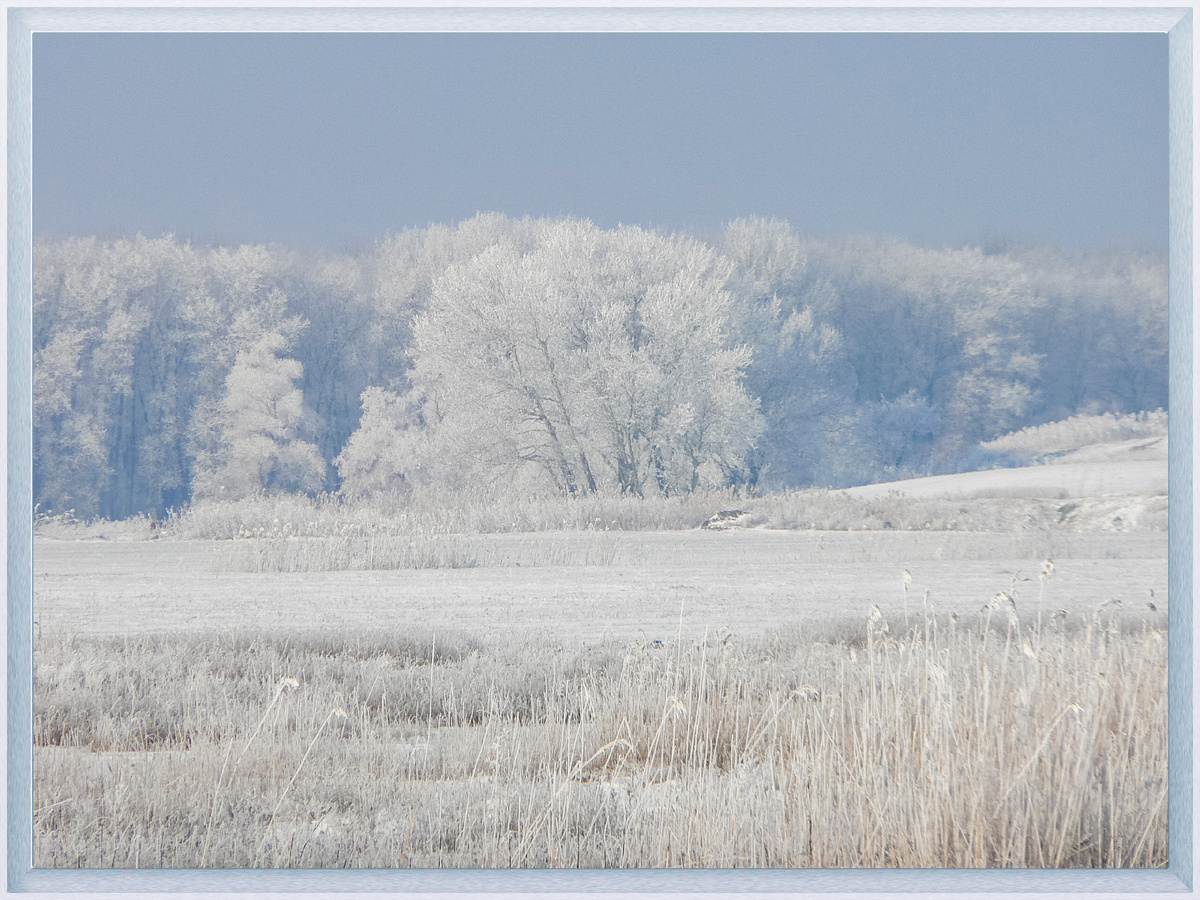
[31,452,1169,870]
[29,39,1172,873]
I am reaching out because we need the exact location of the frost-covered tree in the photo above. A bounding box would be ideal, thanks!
[1011,244,1168,420]
[334,387,426,500]
[33,234,205,517]
[191,333,324,499]
[362,219,763,497]
[857,389,944,477]
[30,222,1167,515]
[282,252,375,483]
[717,218,858,488]
[807,236,1046,464]
[365,213,547,390]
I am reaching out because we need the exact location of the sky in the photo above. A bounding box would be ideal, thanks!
[33,32,1168,252]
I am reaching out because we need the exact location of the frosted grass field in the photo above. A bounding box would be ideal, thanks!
[30,467,1169,869]
[33,616,1168,869]
[34,527,1165,643]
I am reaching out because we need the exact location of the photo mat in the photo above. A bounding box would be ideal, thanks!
[9,5,1190,897]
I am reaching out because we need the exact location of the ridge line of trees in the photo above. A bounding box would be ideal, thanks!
[32,215,1167,519]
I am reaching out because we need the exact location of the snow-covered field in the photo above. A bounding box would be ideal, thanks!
[34,432,1169,641]
[30,443,1170,869]
[34,518,1165,643]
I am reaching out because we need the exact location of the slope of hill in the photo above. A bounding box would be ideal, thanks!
[844,437,1166,503]
[812,412,1168,540]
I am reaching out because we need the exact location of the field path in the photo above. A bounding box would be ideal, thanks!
[33,529,1166,643]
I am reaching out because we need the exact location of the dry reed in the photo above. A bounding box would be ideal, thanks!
[33,599,1166,869]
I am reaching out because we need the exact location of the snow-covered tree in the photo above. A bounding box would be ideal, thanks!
[29,223,1167,515]
[334,387,426,500]
[717,218,858,488]
[358,220,763,497]
[191,333,324,499]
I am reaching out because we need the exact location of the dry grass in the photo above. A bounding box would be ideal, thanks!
[33,600,1166,869]
[36,484,1164,578]
[165,489,736,543]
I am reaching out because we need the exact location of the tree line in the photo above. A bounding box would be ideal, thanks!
[32,215,1167,520]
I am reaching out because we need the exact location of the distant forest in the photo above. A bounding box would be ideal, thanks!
[32,215,1167,520]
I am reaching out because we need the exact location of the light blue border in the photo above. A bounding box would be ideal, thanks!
[1167,9,1196,896]
[7,4,32,895]
[7,7,1194,896]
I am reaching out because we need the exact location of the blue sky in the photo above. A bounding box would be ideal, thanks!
[34,32,1167,251]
